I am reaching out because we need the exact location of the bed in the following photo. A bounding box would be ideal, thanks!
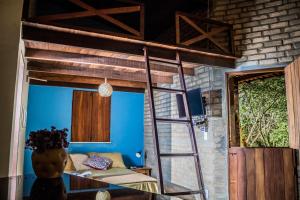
[64,153,158,193]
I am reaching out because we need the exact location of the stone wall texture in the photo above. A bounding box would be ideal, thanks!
[212,0,300,69]
[144,67,229,200]
[144,0,300,199]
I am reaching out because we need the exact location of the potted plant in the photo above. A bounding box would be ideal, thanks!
[25,127,69,178]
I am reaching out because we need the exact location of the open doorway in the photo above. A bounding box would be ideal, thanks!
[226,67,297,200]
[227,68,288,147]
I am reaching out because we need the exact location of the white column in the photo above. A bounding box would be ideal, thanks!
[0,0,25,177]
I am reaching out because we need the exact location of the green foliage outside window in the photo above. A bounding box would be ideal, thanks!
[239,76,289,147]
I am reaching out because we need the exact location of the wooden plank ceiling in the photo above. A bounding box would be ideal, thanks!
[24,39,192,89]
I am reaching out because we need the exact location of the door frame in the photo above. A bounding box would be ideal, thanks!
[225,67,285,147]
[225,67,286,199]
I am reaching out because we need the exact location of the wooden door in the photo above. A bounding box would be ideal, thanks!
[285,57,300,149]
[229,148,297,200]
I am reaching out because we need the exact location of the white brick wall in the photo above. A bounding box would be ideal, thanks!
[145,1,300,199]
[212,0,300,68]
[144,66,229,199]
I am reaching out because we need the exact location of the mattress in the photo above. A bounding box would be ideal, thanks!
[65,168,158,193]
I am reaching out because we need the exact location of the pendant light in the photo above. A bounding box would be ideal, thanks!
[98,78,113,97]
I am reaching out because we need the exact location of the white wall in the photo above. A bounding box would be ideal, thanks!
[0,0,25,177]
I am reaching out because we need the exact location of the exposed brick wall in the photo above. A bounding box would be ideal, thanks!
[144,66,229,199]
[144,1,300,199]
[202,89,223,117]
[212,0,300,69]
[210,1,300,198]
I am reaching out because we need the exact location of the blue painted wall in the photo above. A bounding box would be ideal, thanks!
[24,85,144,174]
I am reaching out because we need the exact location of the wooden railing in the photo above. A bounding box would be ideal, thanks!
[24,0,144,40]
[176,11,235,55]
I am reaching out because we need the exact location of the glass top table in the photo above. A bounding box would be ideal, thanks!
[0,173,182,200]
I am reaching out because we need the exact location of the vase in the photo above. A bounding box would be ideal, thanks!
[32,148,67,178]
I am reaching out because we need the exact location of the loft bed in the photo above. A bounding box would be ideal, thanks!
[22,0,237,91]
[21,0,238,197]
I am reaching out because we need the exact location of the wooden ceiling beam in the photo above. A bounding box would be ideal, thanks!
[28,71,147,89]
[22,22,237,68]
[24,40,198,69]
[30,79,146,93]
[25,48,194,76]
[27,60,175,77]
[27,61,173,84]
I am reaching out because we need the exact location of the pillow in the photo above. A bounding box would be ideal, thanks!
[64,155,76,171]
[83,156,113,170]
[88,152,126,168]
[69,154,91,171]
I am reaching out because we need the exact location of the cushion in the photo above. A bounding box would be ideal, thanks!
[83,156,113,170]
[69,154,91,171]
[88,152,126,168]
[64,155,76,171]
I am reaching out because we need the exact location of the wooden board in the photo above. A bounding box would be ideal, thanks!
[25,47,194,76]
[91,92,111,142]
[24,40,199,69]
[229,147,297,200]
[29,71,147,89]
[227,76,240,147]
[71,91,93,142]
[27,60,173,84]
[285,57,300,149]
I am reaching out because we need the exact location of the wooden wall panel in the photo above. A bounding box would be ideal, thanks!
[227,76,240,147]
[71,91,92,141]
[229,148,297,200]
[273,148,285,200]
[229,152,238,200]
[72,91,111,142]
[91,92,111,142]
[255,149,265,200]
[283,149,297,200]
[285,57,300,149]
[245,149,256,200]
[263,148,274,200]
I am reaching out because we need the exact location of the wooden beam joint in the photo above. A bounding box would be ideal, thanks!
[28,0,144,39]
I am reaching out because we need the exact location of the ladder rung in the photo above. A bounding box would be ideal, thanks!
[164,190,203,196]
[156,118,190,124]
[149,57,180,65]
[153,87,185,93]
[160,153,197,157]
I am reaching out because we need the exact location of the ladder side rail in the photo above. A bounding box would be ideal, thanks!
[143,46,165,194]
[176,51,207,200]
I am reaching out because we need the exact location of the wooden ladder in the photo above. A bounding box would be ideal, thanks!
[144,47,206,200]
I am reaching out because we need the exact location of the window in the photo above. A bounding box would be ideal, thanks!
[71,90,111,142]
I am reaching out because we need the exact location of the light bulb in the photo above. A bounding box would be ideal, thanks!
[98,78,113,97]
